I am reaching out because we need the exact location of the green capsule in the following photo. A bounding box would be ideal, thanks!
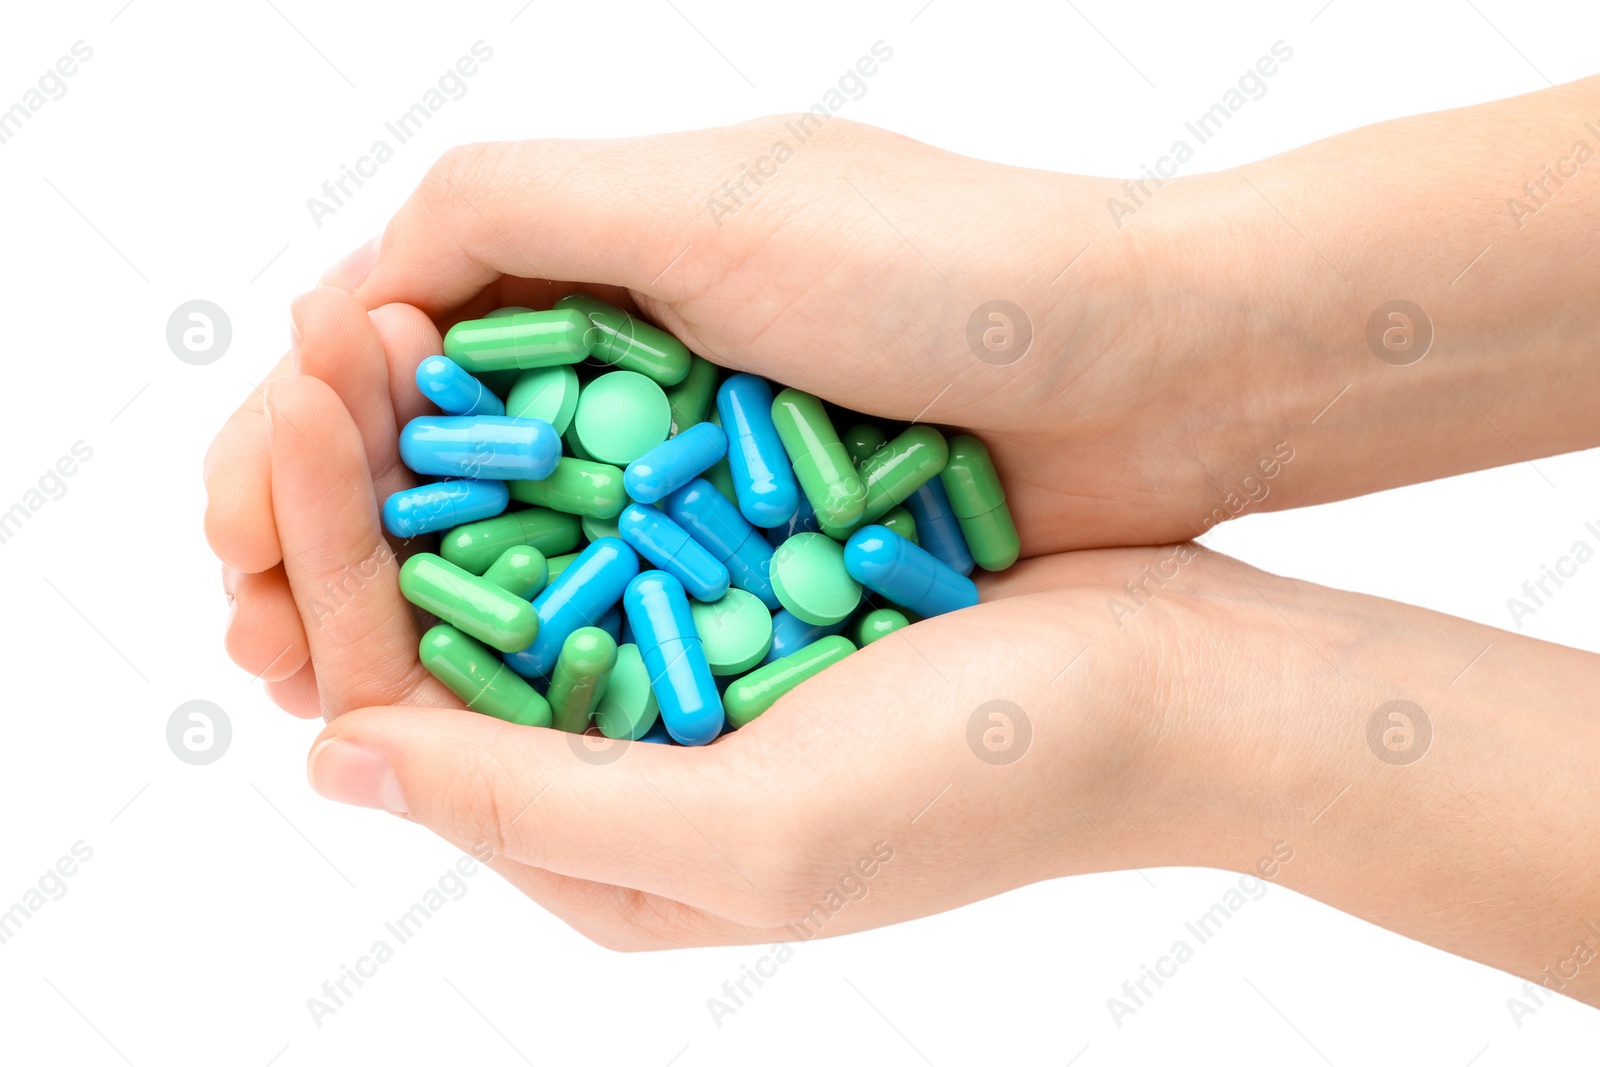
[440,508,582,575]
[724,635,855,728]
[771,388,867,529]
[554,294,691,386]
[941,434,1019,571]
[593,643,660,740]
[665,355,719,434]
[842,423,888,467]
[547,626,617,733]
[399,552,539,654]
[419,624,551,727]
[582,512,621,543]
[509,458,627,519]
[546,552,581,585]
[821,425,948,539]
[481,544,548,599]
[853,607,909,646]
[443,308,592,373]
[878,505,919,545]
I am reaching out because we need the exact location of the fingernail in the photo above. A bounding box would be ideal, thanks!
[288,317,301,371]
[308,738,408,814]
[321,234,380,291]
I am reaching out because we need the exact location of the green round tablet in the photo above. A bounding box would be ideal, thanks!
[769,533,861,626]
[593,643,660,739]
[572,370,671,465]
[506,365,581,434]
[690,589,775,675]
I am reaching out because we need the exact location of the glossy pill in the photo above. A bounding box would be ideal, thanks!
[416,355,504,417]
[596,604,624,643]
[771,388,867,529]
[555,293,691,386]
[765,493,823,548]
[724,635,855,728]
[853,607,909,646]
[717,374,800,529]
[439,508,581,574]
[442,308,592,373]
[546,552,580,586]
[506,537,639,678]
[665,354,719,433]
[903,478,974,576]
[940,434,1020,571]
[508,458,627,519]
[770,532,860,626]
[823,425,949,538]
[690,589,773,675]
[663,478,779,609]
[844,525,978,619]
[624,422,727,503]
[505,365,580,435]
[571,370,672,465]
[480,545,547,599]
[593,643,661,739]
[419,624,551,727]
[623,571,724,746]
[878,505,919,545]
[383,479,507,539]
[763,609,848,664]
[843,423,888,466]
[399,415,561,481]
[618,503,730,602]
[547,627,618,733]
[399,552,539,654]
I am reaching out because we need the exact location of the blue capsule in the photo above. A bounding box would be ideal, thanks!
[382,480,508,539]
[415,355,505,417]
[617,503,731,602]
[843,525,979,618]
[506,537,639,678]
[623,570,723,746]
[399,415,561,481]
[903,478,975,576]
[623,421,727,504]
[765,492,823,548]
[716,374,799,528]
[762,609,849,664]
[596,604,624,644]
[663,478,780,609]
[637,717,674,744]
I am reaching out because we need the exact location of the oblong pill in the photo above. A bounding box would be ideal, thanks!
[624,421,727,504]
[821,425,948,539]
[842,423,889,467]
[843,525,978,618]
[769,532,860,626]
[770,388,866,529]
[623,570,723,746]
[419,624,551,727]
[416,355,504,417]
[724,635,855,728]
[940,434,1020,571]
[853,607,909,646]
[508,458,627,519]
[763,609,848,665]
[439,508,581,574]
[593,643,660,740]
[399,552,539,654]
[903,478,975,576]
[663,478,779,608]
[480,544,548,599]
[547,626,618,734]
[717,374,800,529]
[555,293,691,386]
[382,480,507,539]
[399,415,561,481]
[505,365,580,435]
[618,503,731,603]
[442,308,592,373]
[690,589,773,676]
[506,537,639,678]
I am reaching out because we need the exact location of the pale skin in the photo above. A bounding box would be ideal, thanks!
[206,79,1600,1004]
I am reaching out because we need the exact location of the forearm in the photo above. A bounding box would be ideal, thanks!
[1138,75,1600,510]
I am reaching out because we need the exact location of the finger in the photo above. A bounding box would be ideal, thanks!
[203,352,294,572]
[309,706,795,926]
[265,659,321,719]
[368,301,443,447]
[265,374,451,717]
[353,135,750,315]
[222,564,308,683]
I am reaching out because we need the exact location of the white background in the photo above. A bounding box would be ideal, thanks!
[0,0,1596,1063]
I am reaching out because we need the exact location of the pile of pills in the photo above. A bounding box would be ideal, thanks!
[380,296,1019,746]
